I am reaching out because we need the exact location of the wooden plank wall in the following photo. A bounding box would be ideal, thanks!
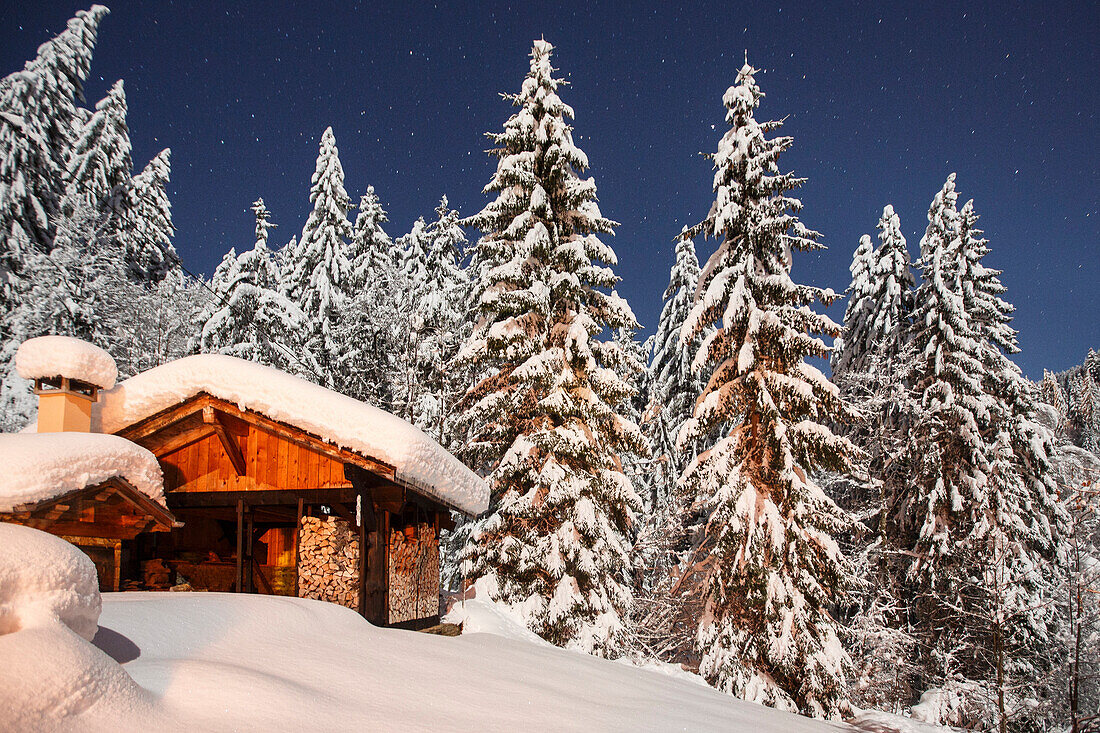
[158,413,350,493]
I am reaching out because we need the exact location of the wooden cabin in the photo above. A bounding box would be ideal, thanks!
[2,337,488,629]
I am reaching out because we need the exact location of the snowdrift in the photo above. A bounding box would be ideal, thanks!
[0,527,943,732]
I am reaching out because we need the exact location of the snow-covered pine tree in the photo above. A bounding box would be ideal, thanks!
[832,235,875,375]
[62,79,132,225]
[677,60,856,717]
[0,5,109,305]
[455,39,645,657]
[349,186,395,286]
[413,196,471,444]
[118,148,176,281]
[954,196,1066,729]
[833,205,915,376]
[645,233,705,515]
[886,175,999,722]
[1068,355,1100,453]
[195,203,307,372]
[392,216,431,421]
[282,127,354,385]
[0,197,129,430]
[335,186,400,407]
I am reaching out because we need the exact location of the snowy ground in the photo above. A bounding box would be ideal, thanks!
[1,525,944,732]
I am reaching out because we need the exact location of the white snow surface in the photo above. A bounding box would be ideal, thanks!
[0,432,165,512]
[15,336,118,390]
[91,354,488,515]
[3,590,856,732]
[0,532,946,732]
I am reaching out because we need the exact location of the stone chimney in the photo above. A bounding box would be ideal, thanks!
[14,336,118,433]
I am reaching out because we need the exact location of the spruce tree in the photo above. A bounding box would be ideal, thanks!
[63,79,132,224]
[833,235,875,375]
[415,196,471,443]
[348,185,394,287]
[338,187,400,408]
[898,173,989,596]
[456,39,645,657]
[834,205,915,376]
[956,196,1065,728]
[677,61,856,717]
[0,6,109,303]
[118,148,176,281]
[646,233,705,511]
[282,126,354,384]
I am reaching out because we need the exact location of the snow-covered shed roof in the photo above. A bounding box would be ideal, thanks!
[15,335,118,390]
[0,432,166,513]
[92,354,488,515]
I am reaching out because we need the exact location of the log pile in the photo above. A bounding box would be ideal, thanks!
[142,558,172,589]
[388,521,439,623]
[297,516,360,609]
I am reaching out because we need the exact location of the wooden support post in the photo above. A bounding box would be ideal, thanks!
[245,508,255,593]
[357,492,367,618]
[235,499,245,592]
[294,497,303,598]
[382,509,390,624]
[113,540,122,592]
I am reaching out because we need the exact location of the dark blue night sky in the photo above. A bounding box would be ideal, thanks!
[2,1,1096,378]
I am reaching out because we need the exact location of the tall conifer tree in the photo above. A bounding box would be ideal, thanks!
[282,126,354,383]
[678,61,856,717]
[456,40,645,657]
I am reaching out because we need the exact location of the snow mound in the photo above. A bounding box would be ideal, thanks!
[94,354,487,514]
[443,577,550,645]
[16,335,118,390]
[0,524,101,640]
[0,432,165,512]
[0,525,153,730]
[81,592,852,732]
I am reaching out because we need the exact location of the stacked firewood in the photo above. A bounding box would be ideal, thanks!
[297,516,360,609]
[142,558,172,589]
[388,521,439,623]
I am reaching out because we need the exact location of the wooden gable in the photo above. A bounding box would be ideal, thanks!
[1,477,176,541]
[115,393,398,497]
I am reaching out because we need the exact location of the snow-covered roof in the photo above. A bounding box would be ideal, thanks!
[0,432,166,512]
[15,335,118,390]
[93,354,488,515]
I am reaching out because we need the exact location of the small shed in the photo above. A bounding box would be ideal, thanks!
[4,337,488,629]
[0,432,177,591]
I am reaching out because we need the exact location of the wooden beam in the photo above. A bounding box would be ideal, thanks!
[203,394,396,479]
[294,497,303,598]
[235,499,245,593]
[245,507,254,594]
[358,493,367,618]
[330,502,356,526]
[203,406,246,477]
[254,563,274,595]
[141,424,215,458]
[382,510,390,624]
[167,487,360,509]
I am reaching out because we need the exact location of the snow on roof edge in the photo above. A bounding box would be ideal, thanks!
[0,432,166,513]
[94,354,488,515]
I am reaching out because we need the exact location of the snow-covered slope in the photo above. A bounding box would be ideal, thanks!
[90,354,487,515]
[0,527,944,732]
[91,593,853,732]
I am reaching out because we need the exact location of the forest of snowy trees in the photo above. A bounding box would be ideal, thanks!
[2,7,1099,732]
